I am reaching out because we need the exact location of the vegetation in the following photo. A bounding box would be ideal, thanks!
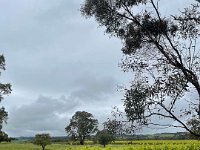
[96,129,113,147]
[65,111,98,145]
[81,0,200,137]
[0,55,11,141]
[34,133,51,150]
[0,131,9,142]
[1,140,200,150]
[98,119,128,146]
[103,119,123,136]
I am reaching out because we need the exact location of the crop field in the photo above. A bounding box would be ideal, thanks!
[0,140,200,150]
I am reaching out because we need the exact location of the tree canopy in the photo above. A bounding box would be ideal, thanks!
[81,0,200,137]
[96,129,113,147]
[0,55,11,132]
[103,118,126,138]
[65,111,98,145]
[34,133,51,150]
[0,131,9,142]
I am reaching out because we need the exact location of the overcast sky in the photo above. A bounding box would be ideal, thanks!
[0,0,196,137]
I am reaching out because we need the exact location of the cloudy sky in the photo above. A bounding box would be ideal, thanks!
[0,0,196,137]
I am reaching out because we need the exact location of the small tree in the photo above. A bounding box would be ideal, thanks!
[103,119,123,136]
[34,133,51,150]
[65,111,98,145]
[103,115,135,139]
[96,130,113,147]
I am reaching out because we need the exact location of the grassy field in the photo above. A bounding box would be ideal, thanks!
[0,140,200,150]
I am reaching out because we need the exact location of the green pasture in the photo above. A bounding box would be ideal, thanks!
[0,140,200,150]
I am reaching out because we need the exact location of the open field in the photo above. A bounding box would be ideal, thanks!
[1,140,200,150]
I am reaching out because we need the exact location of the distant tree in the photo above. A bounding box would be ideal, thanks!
[65,111,98,145]
[34,133,51,150]
[103,119,123,140]
[0,55,11,135]
[81,0,200,137]
[187,118,200,139]
[103,116,135,139]
[96,129,113,147]
[0,131,8,142]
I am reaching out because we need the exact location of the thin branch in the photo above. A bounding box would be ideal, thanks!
[145,112,174,119]
[151,0,184,68]
[159,103,200,137]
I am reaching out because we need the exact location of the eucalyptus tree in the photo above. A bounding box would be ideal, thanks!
[65,111,98,145]
[81,0,200,137]
[0,55,11,131]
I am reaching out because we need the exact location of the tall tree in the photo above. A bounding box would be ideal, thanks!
[65,111,98,145]
[81,0,200,137]
[0,55,11,132]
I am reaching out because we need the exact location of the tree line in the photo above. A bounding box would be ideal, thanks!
[34,110,122,149]
[65,111,121,147]
[33,110,199,150]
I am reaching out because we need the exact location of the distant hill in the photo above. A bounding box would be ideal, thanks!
[121,132,190,140]
[13,132,190,142]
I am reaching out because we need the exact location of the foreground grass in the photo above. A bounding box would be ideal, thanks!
[1,140,200,150]
[0,143,68,150]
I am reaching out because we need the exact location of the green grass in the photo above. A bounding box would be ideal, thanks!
[1,140,200,150]
[0,143,38,150]
[0,143,69,150]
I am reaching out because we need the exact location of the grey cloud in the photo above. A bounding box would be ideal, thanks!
[70,75,116,101]
[0,0,123,96]
[3,74,120,137]
[4,95,80,136]
[0,0,91,51]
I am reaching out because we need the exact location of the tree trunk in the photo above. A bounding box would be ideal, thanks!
[80,139,84,145]
[198,94,200,121]
[42,145,45,150]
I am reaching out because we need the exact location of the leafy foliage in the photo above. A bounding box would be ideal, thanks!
[187,117,200,139]
[81,0,200,137]
[96,130,113,147]
[0,55,11,101]
[0,131,9,142]
[104,119,122,135]
[34,133,51,150]
[0,55,11,136]
[65,111,98,145]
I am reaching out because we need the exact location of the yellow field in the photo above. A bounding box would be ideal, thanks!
[0,140,200,150]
